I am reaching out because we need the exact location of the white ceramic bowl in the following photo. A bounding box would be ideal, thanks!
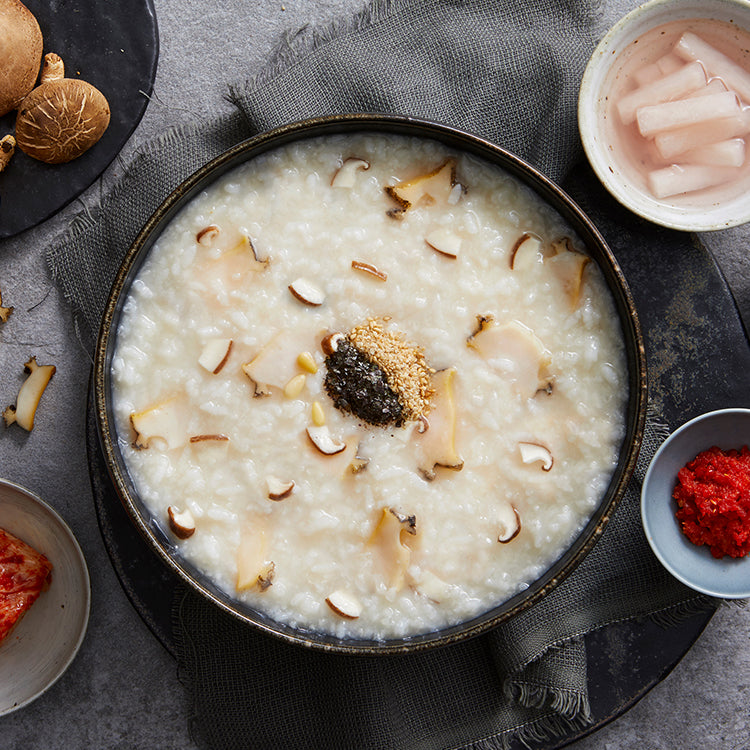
[641,408,750,598]
[0,479,91,715]
[579,0,750,232]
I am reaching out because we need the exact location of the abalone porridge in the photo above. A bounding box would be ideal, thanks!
[111,132,627,639]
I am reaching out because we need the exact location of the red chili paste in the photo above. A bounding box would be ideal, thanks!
[673,445,750,559]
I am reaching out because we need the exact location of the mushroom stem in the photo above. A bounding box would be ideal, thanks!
[0,135,15,173]
[40,52,64,84]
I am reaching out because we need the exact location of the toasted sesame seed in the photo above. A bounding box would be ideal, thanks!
[347,318,433,421]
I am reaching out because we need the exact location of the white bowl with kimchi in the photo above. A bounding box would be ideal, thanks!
[0,479,90,715]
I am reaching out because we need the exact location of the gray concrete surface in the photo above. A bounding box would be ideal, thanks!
[1,1,748,748]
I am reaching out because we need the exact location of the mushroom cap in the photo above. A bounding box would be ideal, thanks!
[15,78,111,164]
[0,0,43,116]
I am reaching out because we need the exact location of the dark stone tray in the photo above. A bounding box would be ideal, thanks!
[86,163,750,747]
[0,0,159,238]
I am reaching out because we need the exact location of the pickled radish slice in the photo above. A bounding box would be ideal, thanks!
[647,163,740,198]
[617,61,706,125]
[674,32,750,104]
[636,91,741,137]
[685,78,728,98]
[654,111,750,160]
[681,139,746,168]
[633,53,683,86]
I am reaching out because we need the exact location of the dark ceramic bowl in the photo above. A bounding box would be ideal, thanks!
[94,114,647,654]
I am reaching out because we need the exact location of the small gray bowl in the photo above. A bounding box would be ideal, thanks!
[641,408,750,598]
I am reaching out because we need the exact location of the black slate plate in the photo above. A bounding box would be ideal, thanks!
[86,163,750,747]
[0,0,158,238]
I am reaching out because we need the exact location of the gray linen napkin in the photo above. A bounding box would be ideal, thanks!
[48,1,718,748]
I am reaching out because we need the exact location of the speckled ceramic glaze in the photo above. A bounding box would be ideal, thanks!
[578,0,750,232]
[0,479,91,715]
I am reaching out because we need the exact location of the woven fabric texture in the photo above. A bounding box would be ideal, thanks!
[46,1,717,748]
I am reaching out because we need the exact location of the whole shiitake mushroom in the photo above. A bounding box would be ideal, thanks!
[0,0,43,116]
[15,52,111,164]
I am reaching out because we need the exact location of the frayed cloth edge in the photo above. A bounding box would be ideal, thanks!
[450,711,591,750]
[47,114,241,255]
[504,681,592,722]
[720,597,747,609]
[649,594,720,629]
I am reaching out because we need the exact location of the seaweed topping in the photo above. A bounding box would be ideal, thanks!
[324,319,434,427]
[324,339,404,426]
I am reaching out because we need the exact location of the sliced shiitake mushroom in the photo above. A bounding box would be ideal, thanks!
[306,425,347,456]
[198,338,233,374]
[325,589,362,619]
[497,503,521,543]
[196,224,220,246]
[288,277,326,306]
[15,53,110,164]
[518,441,554,471]
[266,476,295,501]
[424,227,461,259]
[3,356,55,431]
[331,157,370,188]
[189,434,230,444]
[351,260,387,281]
[509,232,544,271]
[321,332,344,356]
[168,506,196,539]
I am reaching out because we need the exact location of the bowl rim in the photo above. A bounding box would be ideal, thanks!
[93,113,647,654]
[0,478,91,715]
[641,407,750,598]
[578,0,750,232]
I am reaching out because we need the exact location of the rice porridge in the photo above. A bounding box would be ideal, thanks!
[111,133,627,639]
